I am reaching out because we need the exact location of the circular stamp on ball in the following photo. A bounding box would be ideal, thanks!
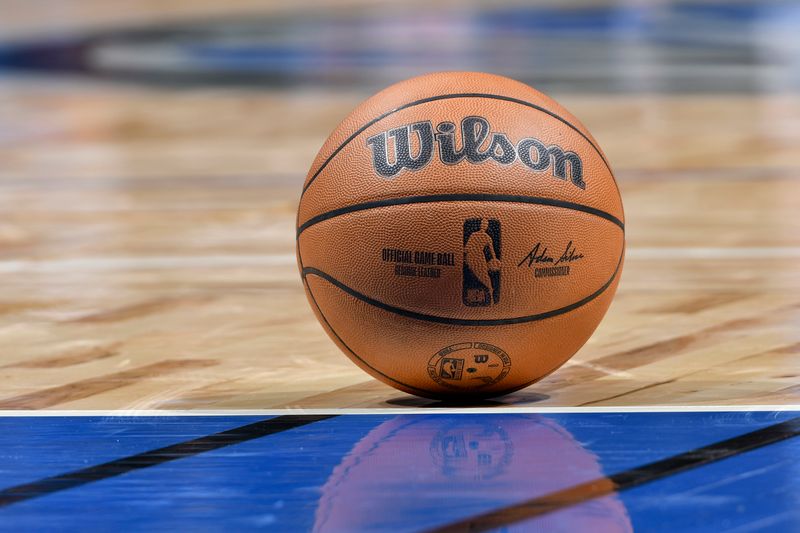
[429,421,513,480]
[427,342,511,391]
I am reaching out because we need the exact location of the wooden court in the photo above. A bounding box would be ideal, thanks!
[0,1,799,531]
[1,56,797,410]
[1,91,798,409]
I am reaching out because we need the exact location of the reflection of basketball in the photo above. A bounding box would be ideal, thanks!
[313,415,632,532]
[297,71,624,398]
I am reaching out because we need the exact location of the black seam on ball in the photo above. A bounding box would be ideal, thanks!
[297,193,624,237]
[301,249,622,327]
[300,275,437,396]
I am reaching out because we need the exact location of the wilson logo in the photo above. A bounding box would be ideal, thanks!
[366,116,586,189]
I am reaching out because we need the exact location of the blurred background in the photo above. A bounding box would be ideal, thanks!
[2,0,800,185]
[3,0,800,91]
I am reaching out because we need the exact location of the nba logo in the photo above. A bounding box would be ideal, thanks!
[462,218,502,306]
[439,357,464,380]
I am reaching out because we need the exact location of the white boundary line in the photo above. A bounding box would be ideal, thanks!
[0,405,798,416]
[628,247,800,259]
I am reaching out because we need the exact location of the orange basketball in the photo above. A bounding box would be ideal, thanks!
[297,72,624,399]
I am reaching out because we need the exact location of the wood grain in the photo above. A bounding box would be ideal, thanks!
[0,79,798,410]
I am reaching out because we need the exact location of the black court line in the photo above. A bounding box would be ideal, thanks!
[300,92,615,197]
[297,193,624,237]
[423,416,800,533]
[0,414,336,508]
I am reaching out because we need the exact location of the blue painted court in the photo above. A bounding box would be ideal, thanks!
[1,410,798,532]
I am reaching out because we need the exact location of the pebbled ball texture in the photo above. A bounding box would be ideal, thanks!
[296,71,624,399]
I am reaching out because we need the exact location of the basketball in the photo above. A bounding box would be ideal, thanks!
[297,71,624,399]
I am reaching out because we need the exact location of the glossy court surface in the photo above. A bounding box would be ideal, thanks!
[2,409,799,532]
[1,0,799,531]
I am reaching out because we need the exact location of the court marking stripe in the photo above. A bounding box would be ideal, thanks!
[0,414,336,508]
[296,193,624,236]
[0,412,796,516]
[1,247,797,273]
[302,247,621,327]
[300,92,614,197]
[422,416,800,533]
[0,405,798,416]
